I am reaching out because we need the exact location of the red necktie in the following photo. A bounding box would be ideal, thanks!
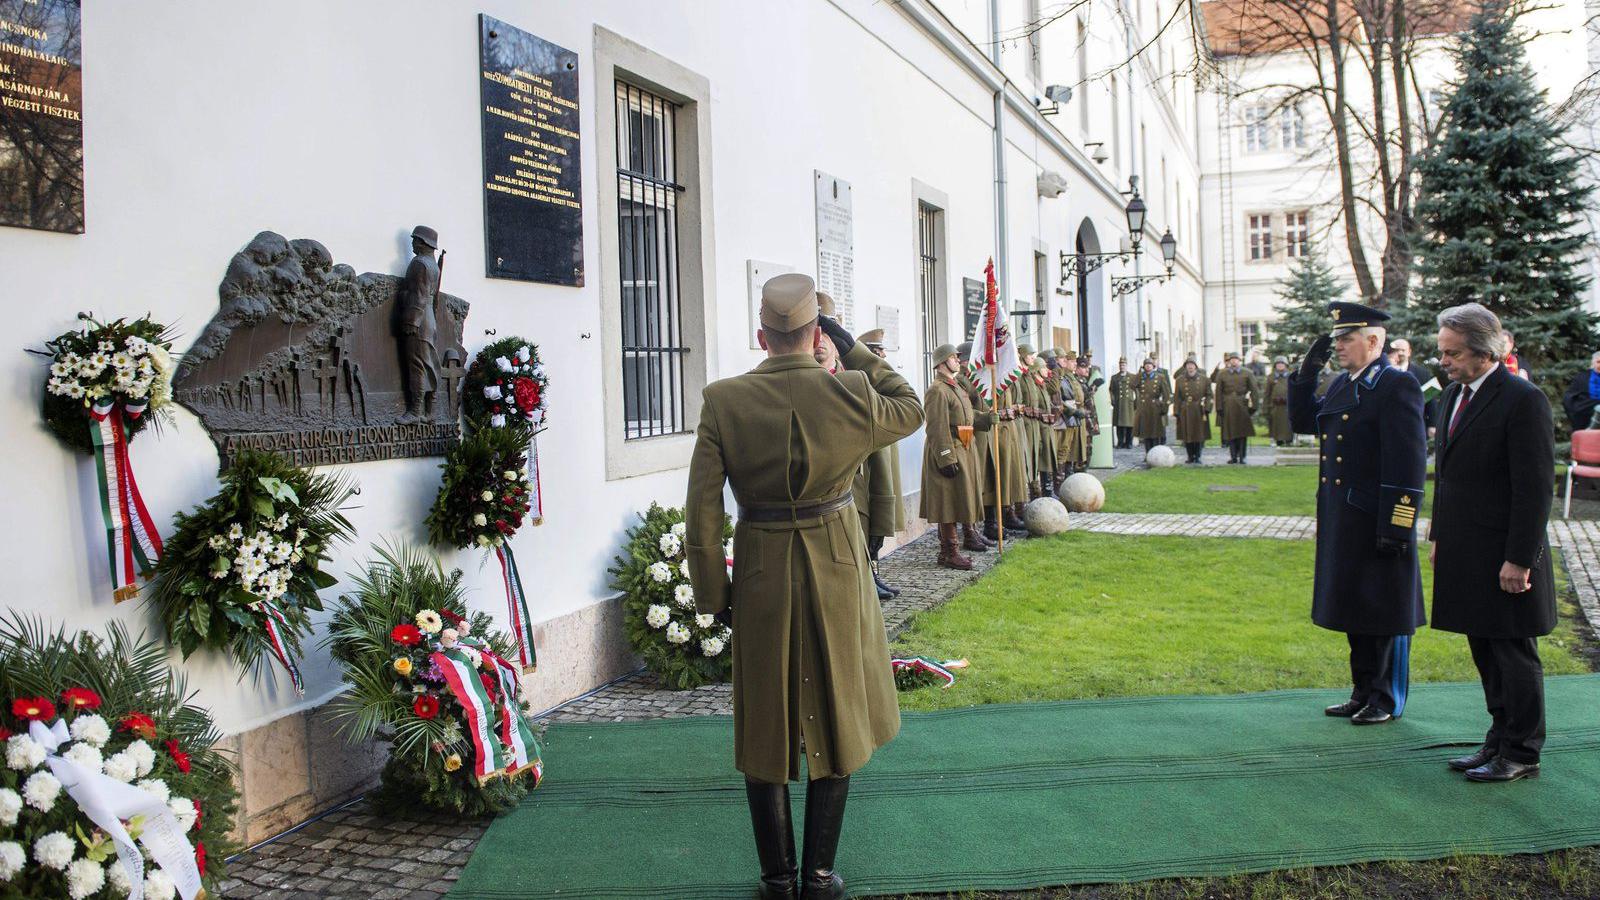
[1449,386,1473,437]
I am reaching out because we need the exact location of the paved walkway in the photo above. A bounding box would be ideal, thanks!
[222,483,1600,898]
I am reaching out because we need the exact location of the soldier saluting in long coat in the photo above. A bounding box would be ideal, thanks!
[686,274,923,899]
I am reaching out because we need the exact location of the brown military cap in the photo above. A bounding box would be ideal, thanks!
[816,290,836,318]
[761,274,820,330]
[857,328,885,347]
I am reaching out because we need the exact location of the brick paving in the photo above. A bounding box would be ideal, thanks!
[223,468,1600,898]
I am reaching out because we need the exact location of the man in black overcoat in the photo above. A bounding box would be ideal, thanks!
[1288,302,1428,725]
[1428,303,1557,783]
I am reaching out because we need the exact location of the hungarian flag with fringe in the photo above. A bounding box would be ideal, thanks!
[966,258,1022,399]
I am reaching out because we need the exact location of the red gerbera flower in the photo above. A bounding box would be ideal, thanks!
[195,841,207,876]
[512,377,541,415]
[119,711,157,739]
[61,687,102,710]
[390,623,423,646]
[413,696,439,719]
[193,798,203,830]
[166,738,192,774]
[12,697,55,721]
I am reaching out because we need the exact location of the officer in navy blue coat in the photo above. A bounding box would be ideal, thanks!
[1288,302,1428,725]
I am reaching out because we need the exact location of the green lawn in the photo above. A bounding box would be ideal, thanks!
[1101,465,1447,518]
[891,533,1589,712]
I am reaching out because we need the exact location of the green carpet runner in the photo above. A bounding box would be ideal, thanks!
[450,675,1600,898]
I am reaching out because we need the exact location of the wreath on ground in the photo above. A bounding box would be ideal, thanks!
[325,544,542,818]
[35,313,176,456]
[147,449,354,692]
[610,504,734,691]
[0,615,237,899]
[461,337,548,434]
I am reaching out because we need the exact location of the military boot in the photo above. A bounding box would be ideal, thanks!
[745,778,798,899]
[1004,503,1029,536]
[961,523,989,552]
[973,523,998,548]
[982,507,1001,542]
[801,776,850,900]
[936,524,973,570]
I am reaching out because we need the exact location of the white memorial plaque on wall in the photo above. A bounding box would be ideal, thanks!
[876,305,901,352]
[747,260,796,349]
[814,171,855,329]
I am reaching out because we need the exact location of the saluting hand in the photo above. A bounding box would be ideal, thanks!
[1299,335,1333,378]
[1499,561,1532,594]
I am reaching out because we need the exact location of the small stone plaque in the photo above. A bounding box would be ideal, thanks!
[815,171,854,328]
[478,15,583,285]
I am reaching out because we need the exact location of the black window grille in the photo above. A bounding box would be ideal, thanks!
[917,202,941,380]
[615,81,687,440]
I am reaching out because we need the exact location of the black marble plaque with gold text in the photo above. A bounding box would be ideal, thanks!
[0,0,83,233]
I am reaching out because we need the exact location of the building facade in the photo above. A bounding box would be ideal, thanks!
[0,0,1208,841]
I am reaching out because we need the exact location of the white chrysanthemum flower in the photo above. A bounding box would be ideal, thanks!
[0,789,20,827]
[694,613,716,629]
[658,533,681,558]
[135,778,169,804]
[472,513,488,527]
[23,770,61,812]
[69,713,110,748]
[415,609,443,633]
[227,523,243,540]
[701,636,726,657]
[647,562,672,583]
[32,830,74,870]
[124,335,149,354]
[143,868,176,900]
[46,375,70,396]
[665,621,690,644]
[645,604,671,629]
[207,534,228,551]
[107,857,131,894]
[273,513,290,531]
[96,339,114,354]
[62,741,103,774]
[168,796,197,831]
[49,360,72,378]
[101,751,137,783]
[679,560,691,579]
[111,352,134,370]
[125,740,155,777]
[64,382,86,399]
[66,857,106,899]
[5,735,44,771]
[674,584,695,608]
[87,352,111,372]
[0,841,21,880]
[670,522,687,539]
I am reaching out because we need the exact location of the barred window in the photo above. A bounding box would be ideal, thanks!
[1285,210,1310,258]
[615,82,686,440]
[1248,214,1273,261]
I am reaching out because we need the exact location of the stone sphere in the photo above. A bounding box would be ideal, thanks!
[1146,444,1178,469]
[1023,497,1070,536]
[1057,472,1106,512]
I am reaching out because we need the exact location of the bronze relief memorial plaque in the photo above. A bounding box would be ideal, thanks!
[174,230,470,468]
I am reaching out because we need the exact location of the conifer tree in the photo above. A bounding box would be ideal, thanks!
[1266,253,1345,361]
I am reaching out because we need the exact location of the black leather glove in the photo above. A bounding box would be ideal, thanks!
[1376,536,1410,557]
[817,316,856,355]
[939,463,960,479]
[1299,335,1333,378]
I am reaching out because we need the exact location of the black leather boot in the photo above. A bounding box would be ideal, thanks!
[746,778,798,899]
[871,565,899,598]
[801,776,850,900]
[982,507,1000,542]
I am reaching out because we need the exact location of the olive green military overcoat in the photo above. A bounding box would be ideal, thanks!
[1264,371,1294,442]
[1133,369,1172,440]
[685,342,924,784]
[854,441,904,538]
[985,381,1031,505]
[919,375,987,523]
[1057,370,1090,463]
[1173,370,1212,443]
[1213,368,1260,441]
[1110,371,1138,428]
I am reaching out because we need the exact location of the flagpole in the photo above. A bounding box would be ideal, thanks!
[991,322,1003,557]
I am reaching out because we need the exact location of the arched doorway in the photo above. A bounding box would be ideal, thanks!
[1074,219,1106,362]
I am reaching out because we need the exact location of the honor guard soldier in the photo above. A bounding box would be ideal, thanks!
[921,344,992,569]
[1109,356,1138,449]
[1172,357,1212,464]
[685,274,923,899]
[1214,351,1260,463]
[1264,356,1295,445]
[1134,357,1172,452]
[1056,349,1091,474]
[1288,301,1427,726]
[854,329,906,598]
[954,343,1001,548]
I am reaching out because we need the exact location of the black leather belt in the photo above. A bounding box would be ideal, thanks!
[738,491,855,523]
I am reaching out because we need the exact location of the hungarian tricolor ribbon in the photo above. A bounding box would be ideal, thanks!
[492,543,537,673]
[432,645,506,783]
[890,656,959,688]
[465,637,543,783]
[88,398,163,603]
[253,599,305,696]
